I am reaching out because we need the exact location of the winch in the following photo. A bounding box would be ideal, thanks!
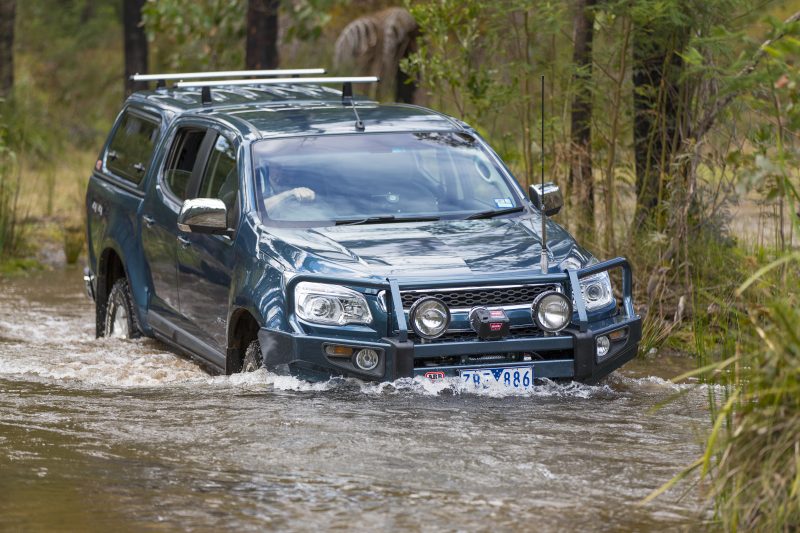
[469,307,510,340]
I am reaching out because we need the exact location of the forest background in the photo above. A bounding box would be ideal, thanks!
[0,0,799,529]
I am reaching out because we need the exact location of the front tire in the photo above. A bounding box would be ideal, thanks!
[104,278,141,339]
[241,339,263,372]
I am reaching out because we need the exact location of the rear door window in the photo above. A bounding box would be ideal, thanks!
[162,128,208,201]
[105,110,160,185]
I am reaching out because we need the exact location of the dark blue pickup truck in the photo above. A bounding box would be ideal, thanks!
[84,71,641,389]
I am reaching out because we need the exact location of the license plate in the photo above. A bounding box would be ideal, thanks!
[459,366,534,389]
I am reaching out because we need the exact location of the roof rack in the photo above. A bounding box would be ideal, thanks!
[131,68,326,83]
[173,76,379,89]
[174,76,380,106]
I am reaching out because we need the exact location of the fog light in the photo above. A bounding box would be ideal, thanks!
[596,335,610,358]
[409,297,450,339]
[354,348,380,371]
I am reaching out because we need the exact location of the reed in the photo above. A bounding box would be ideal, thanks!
[648,249,800,530]
[0,143,21,260]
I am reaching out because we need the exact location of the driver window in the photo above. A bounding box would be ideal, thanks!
[197,134,239,228]
[163,127,206,201]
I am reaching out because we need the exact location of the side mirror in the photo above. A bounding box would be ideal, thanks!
[529,182,563,216]
[177,198,228,235]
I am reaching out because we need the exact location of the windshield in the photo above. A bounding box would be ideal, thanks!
[252,132,523,224]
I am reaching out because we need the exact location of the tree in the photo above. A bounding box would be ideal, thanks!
[0,0,15,98]
[567,0,596,240]
[631,7,690,230]
[246,0,280,70]
[123,0,148,96]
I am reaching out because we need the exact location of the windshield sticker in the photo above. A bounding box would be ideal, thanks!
[494,198,513,208]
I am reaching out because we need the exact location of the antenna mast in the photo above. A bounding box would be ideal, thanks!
[540,75,548,274]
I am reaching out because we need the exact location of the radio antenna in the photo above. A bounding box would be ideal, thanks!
[540,75,548,274]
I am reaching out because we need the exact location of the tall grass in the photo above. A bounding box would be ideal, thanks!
[649,251,800,530]
[0,138,21,259]
[705,257,800,530]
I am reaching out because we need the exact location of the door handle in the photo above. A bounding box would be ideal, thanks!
[142,215,155,228]
[177,236,191,248]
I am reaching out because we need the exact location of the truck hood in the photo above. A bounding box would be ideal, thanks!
[259,216,594,280]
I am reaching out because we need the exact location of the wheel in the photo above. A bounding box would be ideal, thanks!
[241,339,263,372]
[104,278,141,339]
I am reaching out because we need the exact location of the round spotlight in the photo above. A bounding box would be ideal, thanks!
[532,291,572,333]
[354,348,380,371]
[596,335,610,358]
[409,297,451,339]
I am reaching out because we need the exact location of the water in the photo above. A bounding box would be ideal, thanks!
[0,268,709,531]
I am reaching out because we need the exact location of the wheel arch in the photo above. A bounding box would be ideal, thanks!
[226,307,262,374]
[96,246,129,337]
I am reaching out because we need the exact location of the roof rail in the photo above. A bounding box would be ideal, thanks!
[174,76,379,89]
[130,68,326,83]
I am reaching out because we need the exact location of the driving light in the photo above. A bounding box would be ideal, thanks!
[580,271,614,311]
[532,291,572,333]
[295,282,372,326]
[596,335,611,358]
[354,348,380,371]
[409,297,450,339]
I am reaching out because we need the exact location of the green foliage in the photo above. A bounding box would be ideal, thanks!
[689,254,800,530]
[143,0,247,71]
[0,108,20,259]
[402,0,569,186]
[284,0,339,41]
[142,0,342,71]
[15,0,123,151]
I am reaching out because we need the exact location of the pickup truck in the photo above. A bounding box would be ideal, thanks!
[84,71,641,388]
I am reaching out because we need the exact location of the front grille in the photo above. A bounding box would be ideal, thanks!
[400,284,559,310]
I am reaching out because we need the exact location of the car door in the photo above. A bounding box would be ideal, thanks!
[176,129,240,352]
[140,124,213,323]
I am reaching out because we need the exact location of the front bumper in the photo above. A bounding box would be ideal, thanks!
[258,314,641,383]
[260,257,641,384]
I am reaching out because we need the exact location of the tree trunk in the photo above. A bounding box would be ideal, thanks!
[632,25,686,231]
[0,0,15,99]
[123,0,148,96]
[394,29,419,104]
[81,0,96,25]
[568,0,596,241]
[246,0,280,70]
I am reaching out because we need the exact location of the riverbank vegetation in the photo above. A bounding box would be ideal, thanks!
[0,0,798,528]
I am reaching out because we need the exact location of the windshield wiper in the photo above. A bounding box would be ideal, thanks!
[334,215,440,226]
[466,206,525,220]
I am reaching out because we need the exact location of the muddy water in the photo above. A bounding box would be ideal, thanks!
[0,268,708,531]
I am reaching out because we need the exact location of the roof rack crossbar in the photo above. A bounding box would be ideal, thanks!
[174,76,379,89]
[131,68,326,82]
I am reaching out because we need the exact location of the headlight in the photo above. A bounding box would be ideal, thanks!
[560,258,615,312]
[295,282,373,326]
[580,272,614,311]
[409,297,450,339]
[532,291,572,333]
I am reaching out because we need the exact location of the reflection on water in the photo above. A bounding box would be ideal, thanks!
[0,267,708,531]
